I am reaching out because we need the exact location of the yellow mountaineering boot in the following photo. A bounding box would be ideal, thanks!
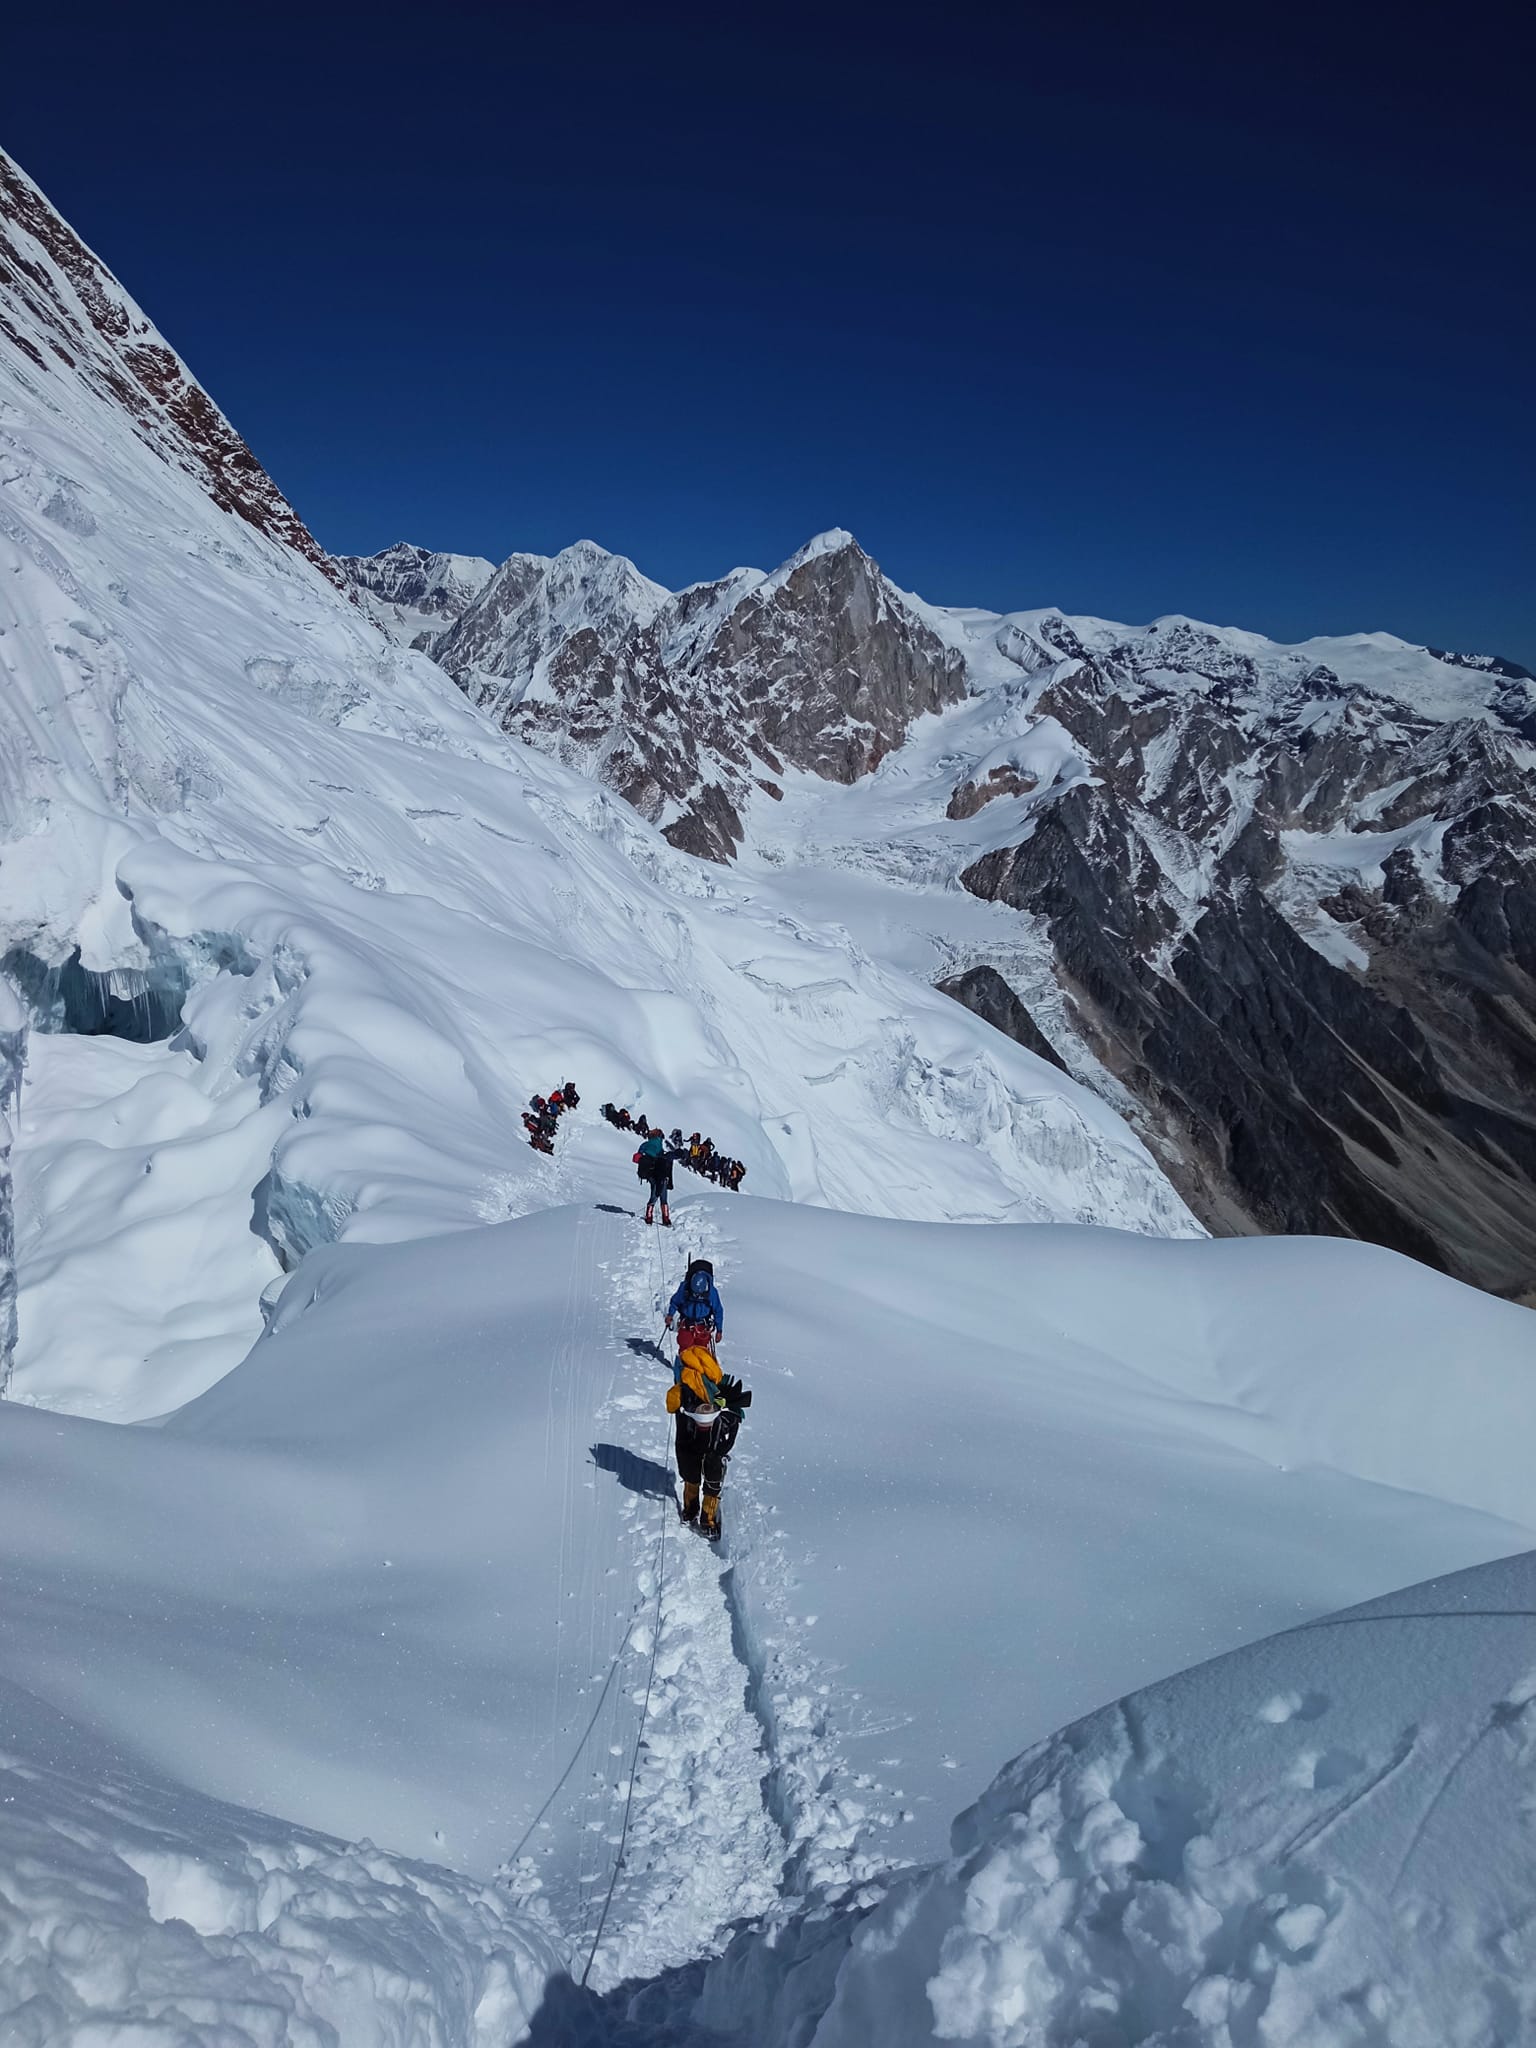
[700,1491,721,1542]
[680,1480,700,1524]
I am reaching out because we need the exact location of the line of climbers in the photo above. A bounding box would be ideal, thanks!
[600,1103,747,1207]
[521,1080,580,1154]
[664,1256,749,1543]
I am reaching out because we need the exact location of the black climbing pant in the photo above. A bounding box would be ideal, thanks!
[674,1410,739,1498]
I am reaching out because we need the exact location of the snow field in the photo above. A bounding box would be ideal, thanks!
[0,1673,562,2047]
[512,1204,786,1990]
[9,1033,283,1416]
[691,1549,1536,2047]
[4,1191,1532,2022]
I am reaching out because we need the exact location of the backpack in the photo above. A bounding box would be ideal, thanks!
[676,1259,715,1333]
[636,1132,667,1178]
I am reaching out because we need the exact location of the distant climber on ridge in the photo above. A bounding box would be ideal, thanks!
[525,1081,579,1152]
[634,1128,676,1226]
[664,1256,747,1541]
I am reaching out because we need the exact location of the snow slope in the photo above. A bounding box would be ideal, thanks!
[0,159,1194,1414]
[690,1546,1536,2048]
[1,1191,1532,2010]
[0,1669,562,2045]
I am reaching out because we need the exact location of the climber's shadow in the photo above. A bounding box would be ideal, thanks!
[624,1336,668,1365]
[589,1443,674,1501]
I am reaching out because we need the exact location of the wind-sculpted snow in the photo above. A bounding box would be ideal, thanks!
[690,1549,1536,2048]
[0,1670,562,2044]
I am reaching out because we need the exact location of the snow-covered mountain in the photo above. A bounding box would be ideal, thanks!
[329,538,496,646]
[351,528,968,860]
[4,147,1534,2043]
[341,531,1536,1298]
[0,143,1196,1409]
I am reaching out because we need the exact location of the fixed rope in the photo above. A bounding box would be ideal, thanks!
[503,1220,695,1982]
[579,1226,680,1986]
[580,1436,670,1986]
[500,1613,642,1879]
[501,1224,677,1909]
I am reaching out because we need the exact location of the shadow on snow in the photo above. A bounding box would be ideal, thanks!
[524,1964,730,2045]
[589,1442,675,1502]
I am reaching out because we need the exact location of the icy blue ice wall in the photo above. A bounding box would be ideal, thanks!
[0,978,23,1389]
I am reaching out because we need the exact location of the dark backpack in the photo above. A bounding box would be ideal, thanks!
[684,1258,714,1307]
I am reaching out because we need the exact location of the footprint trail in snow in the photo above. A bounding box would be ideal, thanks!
[503,1209,782,1991]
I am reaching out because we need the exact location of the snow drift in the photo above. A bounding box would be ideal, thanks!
[692,1547,1536,2048]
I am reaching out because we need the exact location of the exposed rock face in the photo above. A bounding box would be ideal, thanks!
[0,149,341,590]
[947,765,1038,819]
[339,529,966,857]
[952,626,1536,1297]
[689,537,967,784]
[936,967,1066,1073]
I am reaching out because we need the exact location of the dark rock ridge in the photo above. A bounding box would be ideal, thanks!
[936,967,1067,1074]
[0,149,342,591]
[347,528,1536,1295]
[956,636,1536,1298]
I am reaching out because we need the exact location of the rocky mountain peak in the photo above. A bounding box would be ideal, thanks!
[335,528,968,860]
[537,540,670,627]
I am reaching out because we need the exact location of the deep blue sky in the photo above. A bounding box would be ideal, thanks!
[7,1,1533,658]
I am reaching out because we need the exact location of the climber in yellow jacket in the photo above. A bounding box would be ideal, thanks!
[664,1257,749,1541]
